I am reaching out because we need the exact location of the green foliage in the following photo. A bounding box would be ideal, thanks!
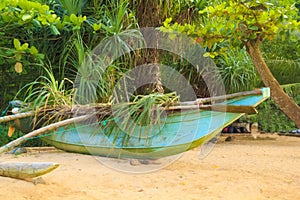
[0,126,20,146]
[161,0,300,57]
[0,0,139,107]
[54,0,88,15]
[0,0,89,108]
[159,49,220,97]
[240,83,300,132]
[101,0,137,35]
[262,32,300,61]
[132,0,207,27]
[103,92,179,144]
[265,59,300,85]
[0,0,299,146]
[16,66,75,109]
[0,0,147,110]
[216,48,260,93]
[261,34,300,85]
[158,0,300,120]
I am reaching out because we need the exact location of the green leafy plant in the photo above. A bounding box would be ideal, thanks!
[216,48,260,93]
[0,0,89,108]
[261,35,300,85]
[75,0,144,104]
[160,0,300,128]
[54,0,88,15]
[17,66,75,109]
[265,59,300,85]
[0,126,20,146]
[103,92,179,145]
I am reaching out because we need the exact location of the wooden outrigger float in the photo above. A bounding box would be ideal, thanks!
[0,162,59,181]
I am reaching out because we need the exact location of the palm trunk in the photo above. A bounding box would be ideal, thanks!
[131,1,164,95]
[245,40,300,128]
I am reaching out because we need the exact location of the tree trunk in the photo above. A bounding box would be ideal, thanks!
[130,0,164,95]
[245,40,300,128]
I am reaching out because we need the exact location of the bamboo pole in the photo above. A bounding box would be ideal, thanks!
[197,89,262,104]
[0,115,90,154]
[178,89,262,106]
[0,111,35,124]
[165,104,258,114]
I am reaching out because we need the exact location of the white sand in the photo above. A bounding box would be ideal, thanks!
[0,134,299,200]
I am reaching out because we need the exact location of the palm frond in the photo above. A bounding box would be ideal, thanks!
[16,66,75,110]
[103,92,179,144]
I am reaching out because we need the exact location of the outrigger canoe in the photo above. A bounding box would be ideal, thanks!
[29,88,270,159]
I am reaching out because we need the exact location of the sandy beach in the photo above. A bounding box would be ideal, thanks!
[0,134,299,200]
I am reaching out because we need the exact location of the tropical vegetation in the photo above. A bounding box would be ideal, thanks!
[161,0,300,127]
[0,0,299,146]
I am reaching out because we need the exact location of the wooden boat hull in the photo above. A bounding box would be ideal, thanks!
[40,88,270,159]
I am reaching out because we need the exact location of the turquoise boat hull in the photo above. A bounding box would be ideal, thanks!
[38,88,270,159]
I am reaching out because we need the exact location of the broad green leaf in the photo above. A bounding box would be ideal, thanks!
[203,52,218,58]
[93,23,102,31]
[22,14,32,21]
[20,43,29,51]
[249,26,259,31]
[70,14,77,24]
[198,9,206,15]
[13,39,21,50]
[46,14,57,23]
[78,15,86,23]
[203,52,210,58]
[32,19,41,27]
[36,53,45,60]
[50,25,60,35]
[29,46,38,55]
